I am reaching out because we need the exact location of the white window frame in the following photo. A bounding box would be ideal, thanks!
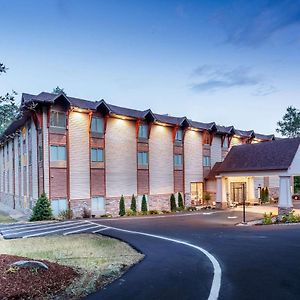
[91,148,104,162]
[91,117,104,134]
[175,129,183,141]
[51,198,67,216]
[91,196,105,214]
[50,145,66,161]
[138,124,148,139]
[50,111,66,128]
[138,151,148,165]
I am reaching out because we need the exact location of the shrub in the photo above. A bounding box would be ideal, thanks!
[141,195,148,215]
[186,206,197,212]
[126,209,136,216]
[149,210,159,215]
[203,193,211,207]
[178,193,184,210]
[261,187,269,203]
[170,193,177,212]
[30,193,53,221]
[82,207,91,218]
[100,213,112,218]
[58,209,73,220]
[130,194,137,213]
[262,212,273,225]
[161,210,171,214]
[119,195,126,216]
[282,210,300,223]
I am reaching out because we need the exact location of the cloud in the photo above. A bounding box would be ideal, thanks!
[218,0,300,46]
[190,65,261,91]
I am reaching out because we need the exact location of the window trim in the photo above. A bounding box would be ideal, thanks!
[50,145,66,161]
[174,154,183,167]
[203,155,211,167]
[138,124,149,139]
[50,111,66,128]
[91,148,104,162]
[91,117,104,134]
[138,151,149,166]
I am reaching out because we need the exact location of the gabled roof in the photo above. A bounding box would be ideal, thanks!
[254,133,275,141]
[206,162,222,180]
[217,138,300,173]
[107,103,144,119]
[216,125,235,135]
[234,129,254,138]
[189,120,216,131]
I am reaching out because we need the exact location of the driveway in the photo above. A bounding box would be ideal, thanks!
[1,210,300,300]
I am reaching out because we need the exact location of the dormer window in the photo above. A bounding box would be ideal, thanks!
[138,124,148,139]
[50,111,66,128]
[175,129,183,141]
[91,117,104,134]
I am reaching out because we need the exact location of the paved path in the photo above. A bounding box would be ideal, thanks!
[2,210,300,299]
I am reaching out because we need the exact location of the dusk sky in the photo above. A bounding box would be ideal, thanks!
[1,0,300,135]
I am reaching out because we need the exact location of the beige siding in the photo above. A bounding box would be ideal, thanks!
[106,118,137,197]
[149,124,173,195]
[14,136,19,196]
[42,109,49,196]
[184,130,203,193]
[0,147,3,193]
[31,120,38,200]
[211,136,222,166]
[8,141,13,194]
[69,111,90,200]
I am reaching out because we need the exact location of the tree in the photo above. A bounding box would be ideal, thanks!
[52,86,66,95]
[294,176,300,193]
[0,63,19,135]
[130,194,137,213]
[141,195,148,214]
[30,193,53,221]
[276,106,300,138]
[178,192,184,210]
[170,193,177,212]
[119,195,125,216]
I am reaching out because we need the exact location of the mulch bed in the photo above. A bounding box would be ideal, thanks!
[0,254,78,300]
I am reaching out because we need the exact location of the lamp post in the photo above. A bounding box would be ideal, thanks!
[242,183,246,224]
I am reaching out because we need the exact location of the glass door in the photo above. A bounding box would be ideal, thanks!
[191,182,203,205]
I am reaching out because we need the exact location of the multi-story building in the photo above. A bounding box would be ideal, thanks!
[0,92,276,216]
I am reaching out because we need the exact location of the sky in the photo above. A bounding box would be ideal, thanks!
[0,0,300,135]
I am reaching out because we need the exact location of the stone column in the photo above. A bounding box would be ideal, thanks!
[216,176,227,209]
[278,175,293,215]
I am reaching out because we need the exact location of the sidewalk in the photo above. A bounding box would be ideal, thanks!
[233,205,300,215]
[0,202,30,222]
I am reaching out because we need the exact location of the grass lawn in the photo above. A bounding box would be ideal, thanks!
[0,234,143,299]
[0,212,15,223]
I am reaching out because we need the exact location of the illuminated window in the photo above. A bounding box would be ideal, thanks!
[138,151,148,165]
[138,124,148,139]
[91,148,104,162]
[91,117,104,134]
[174,154,183,167]
[203,156,211,167]
[50,111,66,128]
[175,129,183,141]
[50,145,66,161]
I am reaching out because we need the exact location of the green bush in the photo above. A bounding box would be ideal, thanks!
[141,195,148,215]
[30,193,53,221]
[178,192,184,210]
[186,206,197,212]
[203,193,211,207]
[282,210,300,223]
[261,187,269,203]
[119,195,126,216]
[126,209,136,216]
[149,210,159,215]
[161,210,171,214]
[262,212,273,225]
[170,193,177,212]
[130,194,137,213]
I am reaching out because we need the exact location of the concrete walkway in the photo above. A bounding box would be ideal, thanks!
[233,203,300,215]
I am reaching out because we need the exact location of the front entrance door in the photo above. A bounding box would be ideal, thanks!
[191,182,203,205]
[230,182,246,204]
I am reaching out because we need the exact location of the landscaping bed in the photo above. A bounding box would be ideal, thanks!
[0,234,144,299]
[0,254,77,299]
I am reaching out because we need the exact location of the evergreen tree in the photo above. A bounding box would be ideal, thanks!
[119,195,125,216]
[276,106,300,138]
[141,195,148,214]
[52,86,66,96]
[130,194,137,213]
[178,192,184,210]
[170,193,177,212]
[30,193,53,221]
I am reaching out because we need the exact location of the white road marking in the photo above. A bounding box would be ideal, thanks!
[63,225,104,235]
[87,221,221,300]
[227,216,238,219]
[19,222,89,238]
[1,220,77,233]
[92,227,110,234]
[203,212,213,215]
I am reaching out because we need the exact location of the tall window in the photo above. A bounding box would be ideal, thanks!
[91,117,104,134]
[91,197,105,213]
[203,156,211,167]
[50,145,66,161]
[38,146,43,162]
[174,154,183,167]
[138,124,148,139]
[138,151,148,165]
[28,150,32,166]
[50,111,66,128]
[51,198,67,216]
[91,148,104,162]
[175,129,183,141]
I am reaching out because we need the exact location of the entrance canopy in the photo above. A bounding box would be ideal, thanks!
[214,138,300,213]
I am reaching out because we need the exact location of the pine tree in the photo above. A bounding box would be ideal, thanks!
[178,192,184,210]
[119,195,125,216]
[141,195,148,214]
[130,194,137,213]
[30,193,53,221]
[170,193,177,212]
